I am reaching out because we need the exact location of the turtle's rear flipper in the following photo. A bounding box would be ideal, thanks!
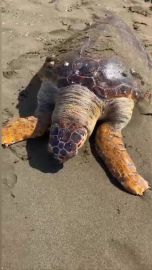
[95,122,151,195]
[2,115,50,147]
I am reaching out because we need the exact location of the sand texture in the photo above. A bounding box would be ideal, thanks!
[2,0,152,269]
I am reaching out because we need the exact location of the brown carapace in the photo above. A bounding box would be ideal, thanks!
[2,12,152,195]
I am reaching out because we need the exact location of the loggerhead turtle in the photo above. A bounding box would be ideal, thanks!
[2,13,152,195]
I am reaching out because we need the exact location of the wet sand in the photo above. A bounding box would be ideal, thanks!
[2,0,152,269]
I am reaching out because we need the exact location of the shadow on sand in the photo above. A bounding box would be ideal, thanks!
[16,74,63,174]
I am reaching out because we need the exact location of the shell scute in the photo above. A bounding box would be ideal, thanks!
[45,13,152,102]
[72,58,99,77]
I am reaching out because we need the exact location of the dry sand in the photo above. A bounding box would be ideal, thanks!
[2,0,152,269]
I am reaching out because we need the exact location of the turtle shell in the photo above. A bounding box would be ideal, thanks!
[43,13,152,102]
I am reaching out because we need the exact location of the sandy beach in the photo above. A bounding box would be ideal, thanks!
[2,0,152,269]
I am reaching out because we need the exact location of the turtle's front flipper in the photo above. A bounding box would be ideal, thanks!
[2,80,58,147]
[95,122,151,195]
[2,113,51,147]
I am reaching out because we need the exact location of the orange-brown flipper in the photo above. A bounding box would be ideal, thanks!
[95,122,151,195]
[2,114,51,147]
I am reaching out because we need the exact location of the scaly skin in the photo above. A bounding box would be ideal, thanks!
[2,116,38,146]
[95,122,151,195]
[2,112,52,146]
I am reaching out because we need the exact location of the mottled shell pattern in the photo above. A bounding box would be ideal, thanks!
[40,13,152,103]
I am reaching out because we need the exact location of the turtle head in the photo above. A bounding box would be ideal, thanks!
[48,123,88,163]
[48,84,102,163]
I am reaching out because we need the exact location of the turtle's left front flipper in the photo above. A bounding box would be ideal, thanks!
[2,114,51,147]
[95,122,151,195]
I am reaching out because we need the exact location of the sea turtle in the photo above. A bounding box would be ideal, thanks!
[2,13,152,195]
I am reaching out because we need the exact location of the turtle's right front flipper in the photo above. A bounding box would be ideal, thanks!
[2,116,39,146]
[2,80,58,147]
[2,113,51,147]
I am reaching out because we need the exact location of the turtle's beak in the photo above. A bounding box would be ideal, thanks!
[54,150,78,164]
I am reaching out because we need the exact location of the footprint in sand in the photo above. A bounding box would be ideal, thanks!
[2,164,17,193]
[3,52,42,81]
